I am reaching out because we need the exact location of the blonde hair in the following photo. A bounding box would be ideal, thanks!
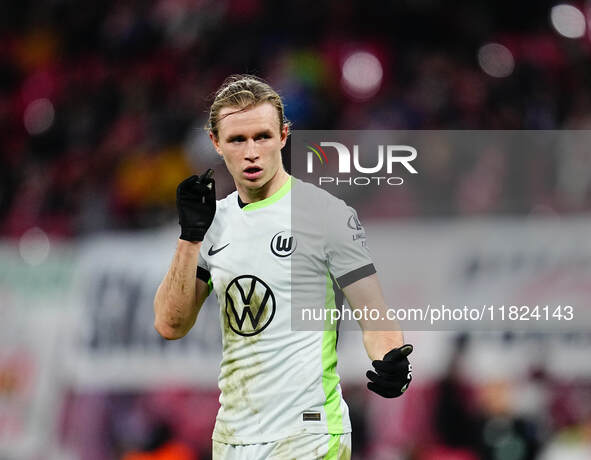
[208,74,290,139]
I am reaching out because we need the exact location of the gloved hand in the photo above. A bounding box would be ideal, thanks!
[366,344,413,398]
[176,169,216,242]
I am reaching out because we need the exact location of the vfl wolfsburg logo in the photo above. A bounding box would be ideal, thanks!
[225,275,276,336]
[270,231,297,257]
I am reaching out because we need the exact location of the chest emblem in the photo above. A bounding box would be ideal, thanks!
[225,275,276,336]
[270,231,297,258]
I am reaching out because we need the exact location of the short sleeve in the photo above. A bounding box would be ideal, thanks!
[324,198,376,288]
[196,244,211,284]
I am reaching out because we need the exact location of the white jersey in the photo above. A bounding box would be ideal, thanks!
[197,176,375,444]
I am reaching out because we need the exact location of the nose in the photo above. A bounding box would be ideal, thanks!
[244,139,258,160]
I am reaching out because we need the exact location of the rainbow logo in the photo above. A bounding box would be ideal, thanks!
[306,144,328,165]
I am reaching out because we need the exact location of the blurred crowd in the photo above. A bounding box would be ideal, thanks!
[2,2,591,460]
[1,0,591,238]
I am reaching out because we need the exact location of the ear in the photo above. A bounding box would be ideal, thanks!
[209,131,223,156]
[279,123,289,149]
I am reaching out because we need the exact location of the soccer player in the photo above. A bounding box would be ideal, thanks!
[154,75,412,459]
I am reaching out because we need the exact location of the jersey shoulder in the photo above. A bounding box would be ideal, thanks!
[211,190,239,224]
[292,177,354,215]
[204,191,238,244]
[216,190,238,213]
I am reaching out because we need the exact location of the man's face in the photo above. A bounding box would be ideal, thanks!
[210,103,288,194]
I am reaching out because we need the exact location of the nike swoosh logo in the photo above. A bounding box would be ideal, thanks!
[208,243,230,256]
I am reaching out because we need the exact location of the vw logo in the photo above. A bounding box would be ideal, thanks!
[225,275,276,336]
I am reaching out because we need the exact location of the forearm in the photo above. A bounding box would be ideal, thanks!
[342,273,405,360]
[154,239,201,339]
[352,280,413,399]
[362,330,404,361]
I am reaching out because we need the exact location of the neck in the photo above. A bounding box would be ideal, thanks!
[237,169,289,203]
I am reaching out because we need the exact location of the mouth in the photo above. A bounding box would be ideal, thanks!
[243,166,263,180]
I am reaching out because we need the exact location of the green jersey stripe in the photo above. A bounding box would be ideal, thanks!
[322,273,344,434]
[324,434,341,459]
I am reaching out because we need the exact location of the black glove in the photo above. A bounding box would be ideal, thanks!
[366,344,413,398]
[176,169,216,242]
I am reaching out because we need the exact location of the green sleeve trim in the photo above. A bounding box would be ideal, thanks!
[322,273,344,434]
[207,277,213,295]
[242,176,292,211]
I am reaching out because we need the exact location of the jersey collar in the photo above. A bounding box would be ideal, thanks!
[241,176,292,211]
